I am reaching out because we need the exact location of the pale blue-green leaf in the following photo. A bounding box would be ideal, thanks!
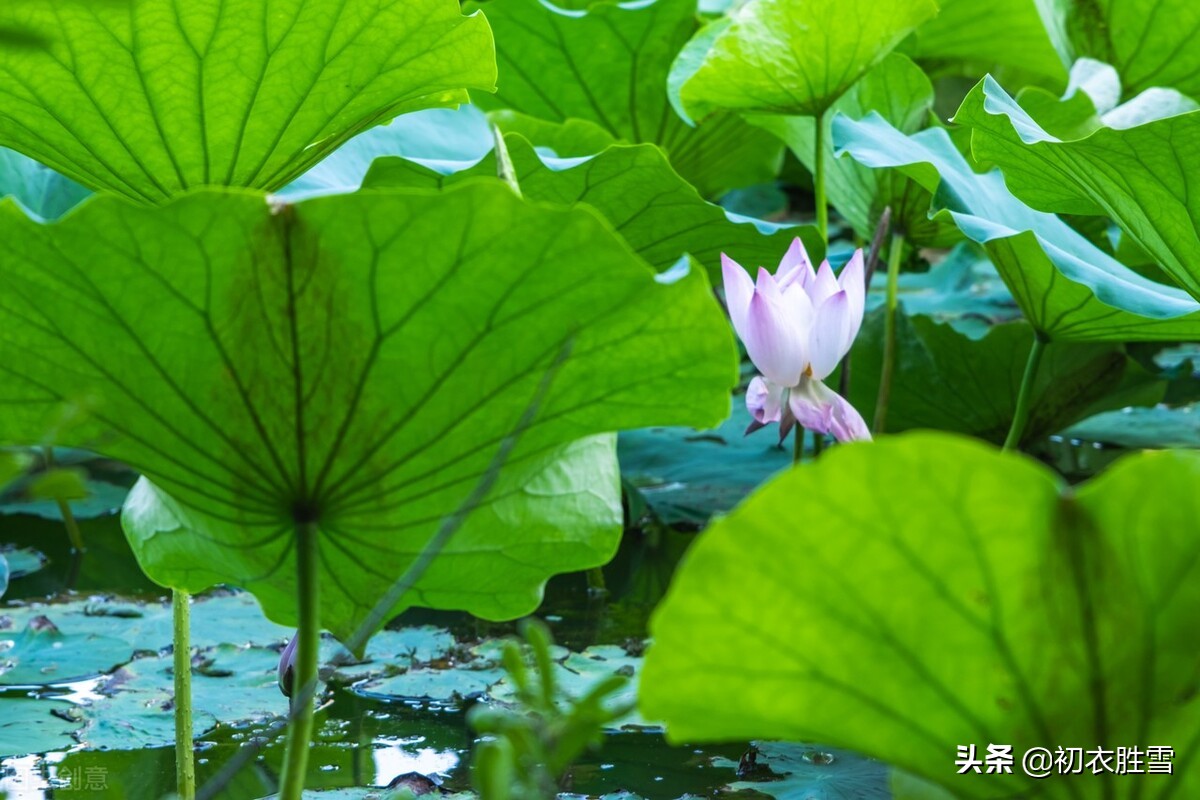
[833,113,1200,341]
[360,134,820,278]
[955,76,1200,300]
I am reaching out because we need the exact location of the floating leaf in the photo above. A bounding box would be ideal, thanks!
[473,0,782,196]
[0,624,134,685]
[1062,404,1200,450]
[716,742,889,800]
[362,134,818,277]
[847,309,1164,446]
[955,76,1200,301]
[0,0,496,202]
[642,433,1200,797]
[0,185,735,641]
[833,113,1200,341]
[750,53,958,246]
[0,547,46,580]
[617,402,791,525]
[865,244,1019,338]
[669,0,938,121]
[0,697,81,757]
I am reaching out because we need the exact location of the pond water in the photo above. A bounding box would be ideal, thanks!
[1,510,871,800]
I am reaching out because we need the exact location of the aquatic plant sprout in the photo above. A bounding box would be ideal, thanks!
[723,239,870,446]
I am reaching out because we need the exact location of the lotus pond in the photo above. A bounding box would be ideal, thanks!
[0,0,1199,798]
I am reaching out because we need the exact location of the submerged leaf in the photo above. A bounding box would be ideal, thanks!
[642,433,1200,798]
[0,185,735,642]
[474,0,783,196]
[669,0,938,120]
[0,0,496,203]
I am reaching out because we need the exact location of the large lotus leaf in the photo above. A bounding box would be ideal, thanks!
[1062,0,1200,97]
[669,0,938,121]
[0,0,496,204]
[833,113,1200,341]
[642,433,1200,798]
[362,134,820,277]
[751,54,957,247]
[0,185,736,643]
[847,310,1163,445]
[472,0,782,197]
[955,77,1200,301]
[905,0,1067,81]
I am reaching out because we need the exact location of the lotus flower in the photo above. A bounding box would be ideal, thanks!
[278,633,297,699]
[723,239,871,443]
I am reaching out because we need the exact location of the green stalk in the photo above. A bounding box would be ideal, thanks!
[44,448,85,552]
[813,109,829,242]
[173,589,195,800]
[792,427,804,465]
[1003,336,1048,452]
[872,232,906,434]
[278,520,320,800]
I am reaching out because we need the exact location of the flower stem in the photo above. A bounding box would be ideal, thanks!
[792,427,805,465]
[813,109,829,243]
[173,589,195,800]
[278,520,320,800]
[872,232,905,434]
[1003,335,1048,452]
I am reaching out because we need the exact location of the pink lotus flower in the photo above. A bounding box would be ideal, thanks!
[723,239,871,443]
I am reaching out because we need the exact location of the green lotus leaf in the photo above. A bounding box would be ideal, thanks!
[473,0,782,197]
[955,76,1200,301]
[906,0,1067,81]
[0,184,736,642]
[833,113,1200,341]
[847,310,1163,446]
[750,53,959,247]
[642,432,1200,798]
[0,0,496,203]
[1062,0,1200,97]
[362,134,820,277]
[669,0,938,121]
